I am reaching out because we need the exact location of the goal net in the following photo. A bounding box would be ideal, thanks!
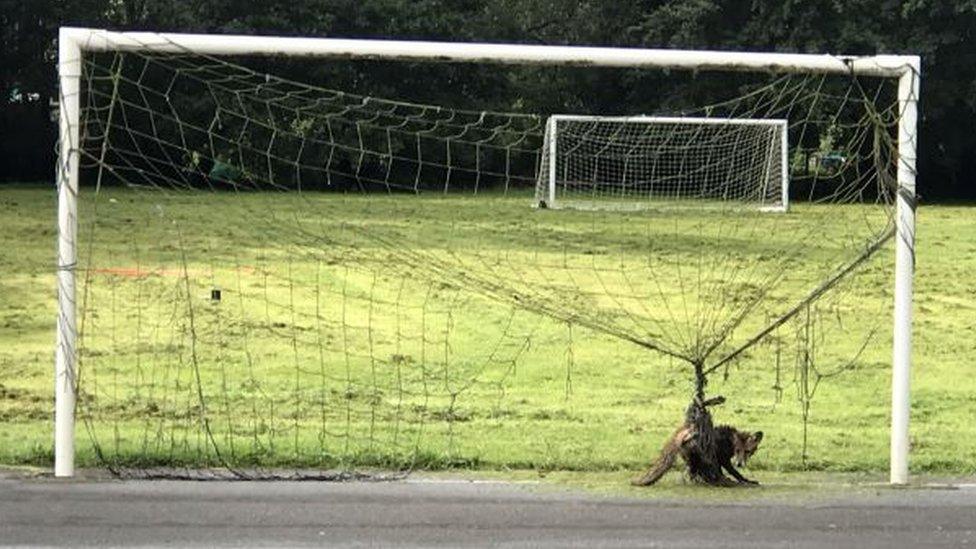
[536,116,788,211]
[47,29,917,480]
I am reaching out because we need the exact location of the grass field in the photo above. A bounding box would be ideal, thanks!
[1,183,974,478]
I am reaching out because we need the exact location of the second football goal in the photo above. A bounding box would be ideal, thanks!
[536,115,789,211]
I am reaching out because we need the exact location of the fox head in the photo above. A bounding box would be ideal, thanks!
[732,430,764,468]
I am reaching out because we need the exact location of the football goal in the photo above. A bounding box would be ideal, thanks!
[53,27,918,484]
[536,116,789,211]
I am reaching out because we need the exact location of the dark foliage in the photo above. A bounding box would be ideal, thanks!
[2,0,974,198]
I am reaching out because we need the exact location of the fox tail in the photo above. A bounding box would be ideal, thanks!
[632,430,688,487]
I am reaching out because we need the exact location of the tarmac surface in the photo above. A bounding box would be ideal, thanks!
[2,471,975,547]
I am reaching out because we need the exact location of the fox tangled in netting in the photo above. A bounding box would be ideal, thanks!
[632,392,764,487]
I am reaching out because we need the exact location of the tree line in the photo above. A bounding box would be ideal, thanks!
[2,0,974,199]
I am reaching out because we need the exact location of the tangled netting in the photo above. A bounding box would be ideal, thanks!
[62,38,909,478]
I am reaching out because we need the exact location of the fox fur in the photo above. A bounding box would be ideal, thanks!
[632,395,763,487]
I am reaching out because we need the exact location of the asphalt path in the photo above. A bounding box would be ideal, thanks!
[2,471,975,547]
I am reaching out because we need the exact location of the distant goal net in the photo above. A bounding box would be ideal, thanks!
[536,116,788,211]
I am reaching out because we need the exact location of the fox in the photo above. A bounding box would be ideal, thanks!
[632,395,763,487]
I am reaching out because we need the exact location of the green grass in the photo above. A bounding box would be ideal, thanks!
[1,183,974,478]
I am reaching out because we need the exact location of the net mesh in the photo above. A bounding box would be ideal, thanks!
[536,117,787,210]
[61,40,906,477]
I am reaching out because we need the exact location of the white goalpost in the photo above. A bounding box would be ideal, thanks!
[537,115,789,211]
[55,27,919,483]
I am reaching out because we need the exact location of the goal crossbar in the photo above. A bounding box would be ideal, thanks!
[55,27,920,484]
[60,27,915,77]
[547,115,788,126]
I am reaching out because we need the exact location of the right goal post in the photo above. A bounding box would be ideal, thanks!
[536,115,790,212]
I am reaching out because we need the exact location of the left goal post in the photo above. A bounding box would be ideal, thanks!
[55,29,81,478]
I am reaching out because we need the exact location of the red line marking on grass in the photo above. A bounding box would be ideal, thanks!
[91,266,261,278]
[91,267,184,278]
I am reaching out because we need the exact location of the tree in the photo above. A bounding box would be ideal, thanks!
[632,0,976,198]
[2,0,975,196]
